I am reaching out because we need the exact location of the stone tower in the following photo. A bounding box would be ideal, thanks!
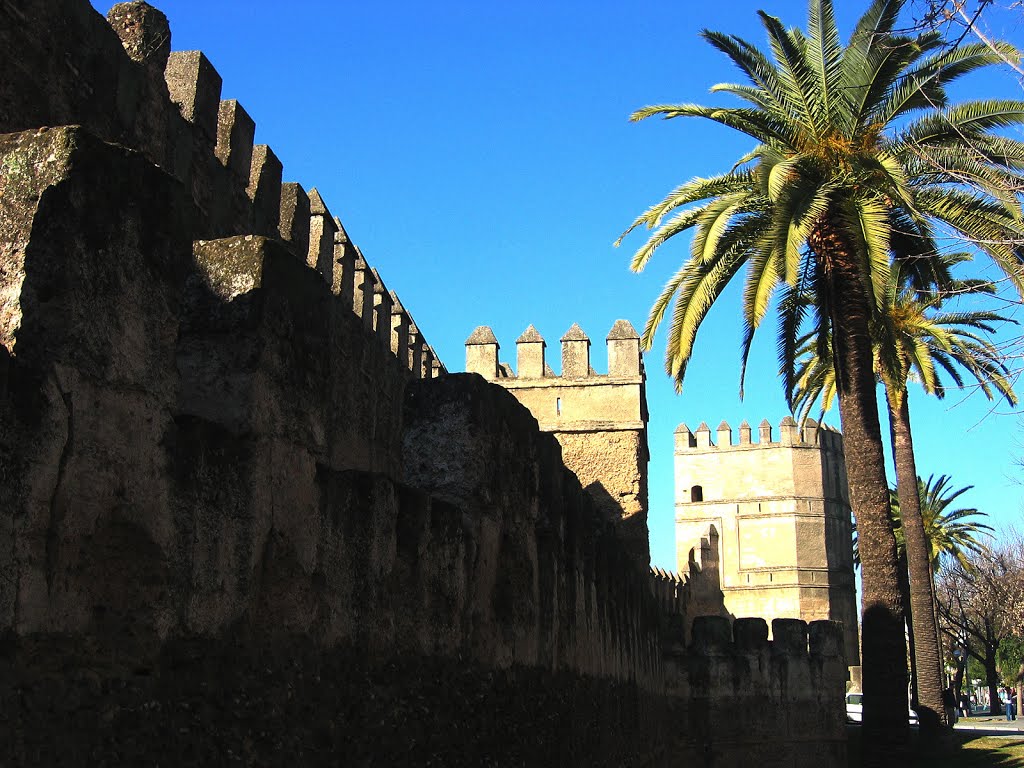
[465,321,650,566]
[674,417,859,663]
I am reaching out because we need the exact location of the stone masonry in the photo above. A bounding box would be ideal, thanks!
[674,418,861,665]
[465,321,650,567]
[0,1,848,764]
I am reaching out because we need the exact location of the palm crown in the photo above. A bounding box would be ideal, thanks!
[791,252,1019,421]
[619,0,1024,387]
[891,474,993,572]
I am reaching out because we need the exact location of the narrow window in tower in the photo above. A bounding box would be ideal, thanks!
[556,397,562,416]
[690,484,703,502]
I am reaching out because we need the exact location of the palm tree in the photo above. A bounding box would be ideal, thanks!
[617,0,1024,755]
[890,475,994,702]
[905,474,994,570]
[792,257,1016,735]
[880,293,1012,731]
[893,475,994,708]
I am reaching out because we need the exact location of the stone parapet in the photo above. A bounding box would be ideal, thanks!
[675,616,848,767]
[676,417,843,452]
[0,0,443,379]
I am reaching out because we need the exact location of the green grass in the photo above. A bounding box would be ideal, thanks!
[847,727,1024,767]
[956,735,1024,768]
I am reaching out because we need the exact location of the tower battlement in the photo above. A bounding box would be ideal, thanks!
[465,320,643,382]
[675,418,844,453]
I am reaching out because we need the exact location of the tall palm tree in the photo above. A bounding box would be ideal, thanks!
[617,0,1024,756]
[792,257,1016,735]
[879,285,1012,732]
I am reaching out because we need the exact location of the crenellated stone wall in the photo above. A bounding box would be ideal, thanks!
[0,0,443,382]
[0,123,673,765]
[674,616,849,768]
[0,2,847,765]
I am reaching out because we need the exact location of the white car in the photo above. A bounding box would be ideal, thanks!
[845,692,919,725]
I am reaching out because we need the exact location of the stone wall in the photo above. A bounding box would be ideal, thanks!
[0,123,673,765]
[0,1,847,765]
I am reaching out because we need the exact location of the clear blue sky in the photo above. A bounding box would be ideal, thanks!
[93,0,1023,570]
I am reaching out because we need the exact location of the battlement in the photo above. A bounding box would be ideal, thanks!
[689,615,844,662]
[675,615,848,765]
[651,525,728,644]
[465,320,643,381]
[0,0,443,380]
[675,417,843,453]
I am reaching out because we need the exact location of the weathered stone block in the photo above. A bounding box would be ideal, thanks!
[107,1,171,69]
[0,125,193,638]
[734,617,769,651]
[691,615,732,655]
[247,144,283,237]
[215,99,255,182]
[279,181,310,259]
[164,50,222,143]
[306,188,337,285]
[771,618,808,655]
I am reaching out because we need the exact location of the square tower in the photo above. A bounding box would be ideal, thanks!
[674,418,859,663]
[466,321,650,567]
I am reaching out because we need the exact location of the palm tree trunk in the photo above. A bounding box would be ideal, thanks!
[811,221,909,763]
[887,388,951,741]
[897,548,917,706]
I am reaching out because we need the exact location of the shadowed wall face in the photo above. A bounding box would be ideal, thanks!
[0,2,847,765]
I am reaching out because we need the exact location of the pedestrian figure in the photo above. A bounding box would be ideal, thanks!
[943,686,958,725]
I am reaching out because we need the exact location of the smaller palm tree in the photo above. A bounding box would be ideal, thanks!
[900,474,994,571]
[845,480,992,572]
[790,252,1019,424]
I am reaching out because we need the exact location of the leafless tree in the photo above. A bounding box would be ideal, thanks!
[911,0,1024,77]
[935,530,1024,713]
